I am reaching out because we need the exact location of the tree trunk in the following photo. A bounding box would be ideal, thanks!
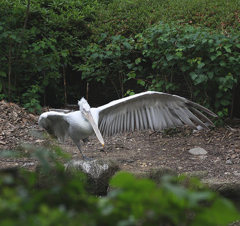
[86,82,89,101]
[63,66,67,107]
[8,40,12,101]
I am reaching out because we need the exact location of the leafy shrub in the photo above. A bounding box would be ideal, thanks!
[0,0,98,108]
[22,85,42,113]
[138,23,240,117]
[0,147,239,226]
[160,0,240,31]
[75,35,138,97]
[98,172,240,225]
[79,22,240,118]
[91,0,164,38]
[93,0,240,39]
[0,0,240,116]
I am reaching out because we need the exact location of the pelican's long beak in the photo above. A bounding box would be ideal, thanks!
[85,112,105,147]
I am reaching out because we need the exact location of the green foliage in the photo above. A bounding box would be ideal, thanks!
[0,147,239,226]
[78,22,240,116]
[0,0,98,108]
[75,35,138,97]
[139,23,240,117]
[0,0,240,117]
[92,0,164,38]
[158,0,240,32]
[22,85,42,113]
[98,172,239,225]
[93,0,240,39]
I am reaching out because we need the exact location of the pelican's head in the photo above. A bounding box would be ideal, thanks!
[78,97,105,147]
[78,97,90,114]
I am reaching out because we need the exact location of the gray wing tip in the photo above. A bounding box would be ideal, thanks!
[187,101,218,118]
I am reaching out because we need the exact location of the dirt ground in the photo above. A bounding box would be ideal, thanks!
[1,100,240,184]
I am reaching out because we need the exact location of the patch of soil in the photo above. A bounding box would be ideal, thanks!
[1,100,240,183]
[78,126,240,183]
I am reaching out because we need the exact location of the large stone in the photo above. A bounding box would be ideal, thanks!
[188,147,207,155]
[65,159,119,195]
[203,178,240,210]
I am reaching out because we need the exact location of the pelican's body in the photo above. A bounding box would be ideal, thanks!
[38,91,217,158]
[39,110,96,150]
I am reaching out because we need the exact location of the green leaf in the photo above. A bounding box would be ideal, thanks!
[127,72,136,79]
[61,50,68,57]
[197,62,205,69]
[135,58,142,65]
[194,198,240,225]
[166,54,174,61]
[176,52,183,57]
[0,71,6,77]
[190,72,198,80]
[220,61,226,67]
[216,51,222,56]
[123,41,132,49]
[224,46,231,53]
[207,72,214,79]
[210,55,217,61]
[220,99,230,106]
[137,79,145,86]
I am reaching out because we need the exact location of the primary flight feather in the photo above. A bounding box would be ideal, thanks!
[38,91,217,159]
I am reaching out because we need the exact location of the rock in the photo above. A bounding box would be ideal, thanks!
[22,162,35,167]
[135,167,177,184]
[233,171,240,176]
[185,170,209,179]
[65,159,119,195]
[203,178,240,209]
[226,159,233,165]
[188,147,207,155]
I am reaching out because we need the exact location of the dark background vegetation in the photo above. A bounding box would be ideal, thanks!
[0,0,240,119]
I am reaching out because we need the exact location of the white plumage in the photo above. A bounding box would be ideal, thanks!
[38,91,217,158]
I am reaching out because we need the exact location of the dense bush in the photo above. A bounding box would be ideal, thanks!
[91,0,164,38]
[0,0,98,110]
[160,0,240,31]
[75,35,139,97]
[0,0,240,117]
[139,23,240,118]
[0,148,239,225]
[93,0,240,38]
[77,23,240,118]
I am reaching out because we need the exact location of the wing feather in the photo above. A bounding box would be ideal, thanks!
[142,108,147,129]
[173,108,196,128]
[189,107,215,127]
[134,110,139,130]
[97,91,217,136]
[146,107,153,130]
[38,112,69,141]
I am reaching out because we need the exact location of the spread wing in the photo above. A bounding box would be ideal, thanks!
[38,112,69,141]
[97,91,217,136]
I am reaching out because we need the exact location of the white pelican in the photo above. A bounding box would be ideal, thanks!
[38,91,217,159]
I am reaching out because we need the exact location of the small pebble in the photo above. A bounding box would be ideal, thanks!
[233,171,240,176]
[226,159,233,165]
[188,147,207,155]
[22,162,35,167]
[224,172,231,175]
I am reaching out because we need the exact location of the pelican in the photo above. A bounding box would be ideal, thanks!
[38,91,217,159]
